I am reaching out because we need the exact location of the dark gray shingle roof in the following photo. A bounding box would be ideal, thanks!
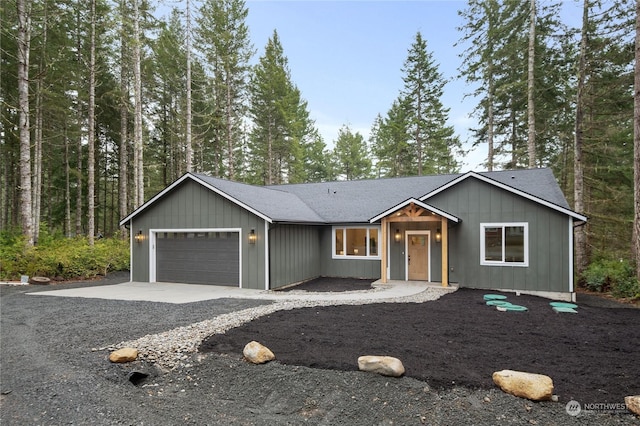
[195,168,573,223]
[193,174,326,223]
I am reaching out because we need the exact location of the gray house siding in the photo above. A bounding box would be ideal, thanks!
[269,225,322,289]
[319,226,381,279]
[130,180,267,289]
[427,178,570,293]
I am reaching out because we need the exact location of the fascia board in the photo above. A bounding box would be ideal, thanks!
[119,173,192,227]
[419,172,588,222]
[369,197,460,223]
[119,173,273,227]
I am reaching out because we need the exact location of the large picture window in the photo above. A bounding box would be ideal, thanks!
[480,223,528,266]
[333,226,380,259]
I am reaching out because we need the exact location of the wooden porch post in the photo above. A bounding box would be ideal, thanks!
[381,217,388,283]
[441,216,448,287]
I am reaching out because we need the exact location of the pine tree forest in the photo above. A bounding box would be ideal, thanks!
[1,0,639,282]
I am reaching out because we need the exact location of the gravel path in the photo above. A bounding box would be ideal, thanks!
[1,274,637,425]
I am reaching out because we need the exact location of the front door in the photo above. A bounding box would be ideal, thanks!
[407,233,429,281]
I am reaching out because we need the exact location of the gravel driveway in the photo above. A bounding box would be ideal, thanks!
[1,273,637,425]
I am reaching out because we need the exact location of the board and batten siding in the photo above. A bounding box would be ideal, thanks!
[130,179,267,289]
[318,226,381,279]
[269,224,322,289]
[427,177,570,293]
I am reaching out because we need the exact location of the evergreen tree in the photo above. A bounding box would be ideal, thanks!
[195,0,253,180]
[371,97,412,177]
[149,10,188,186]
[635,0,640,281]
[303,131,335,182]
[576,0,635,263]
[248,30,314,185]
[332,125,372,181]
[401,32,460,175]
[458,0,565,170]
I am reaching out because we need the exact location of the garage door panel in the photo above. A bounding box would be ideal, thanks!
[156,232,239,286]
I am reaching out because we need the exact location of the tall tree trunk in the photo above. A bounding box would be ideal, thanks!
[416,96,423,176]
[487,59,495,172]
[33,69,43,244]
[185,0,193,173]
[527,0,536,168]
[32,1,46,244]
[574,0,589,277]
[267,124,273,185]
[65,127,71,237]
[118,0,129,238]
[87,0,96,246]
[75,5,83,236]
[226,74,234,179]
[17,0,33,246]
[634,0,640,281]
[133,0,144,208]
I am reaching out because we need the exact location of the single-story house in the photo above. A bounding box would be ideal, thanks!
[119,168,587,301]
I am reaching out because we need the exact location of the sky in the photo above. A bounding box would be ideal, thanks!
[167,0,583,172]
[244,0,489,171]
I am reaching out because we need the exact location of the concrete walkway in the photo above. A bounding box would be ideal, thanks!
[29,280,457,304]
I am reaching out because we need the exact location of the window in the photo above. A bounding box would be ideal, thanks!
[333,226,380,259]
[480,223,528,266]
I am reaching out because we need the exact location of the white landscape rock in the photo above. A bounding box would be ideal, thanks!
[243,341,275,364]
[492,369,554,401]
[109,347,138,363]
[357,355,405,377]
[625,395,640,415]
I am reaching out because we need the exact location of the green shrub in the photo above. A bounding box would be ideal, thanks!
[0,230,129,281]
[580,258,639,299]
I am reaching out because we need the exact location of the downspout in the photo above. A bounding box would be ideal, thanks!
[569,218,587,302]
[264,220,270,290]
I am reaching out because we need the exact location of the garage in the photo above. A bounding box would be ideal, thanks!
[155,231,240,286]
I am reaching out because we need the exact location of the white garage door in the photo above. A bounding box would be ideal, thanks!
[155,231,239,286]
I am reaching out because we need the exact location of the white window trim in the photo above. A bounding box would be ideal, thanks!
[480,222,529,267]
[332,225,382,260]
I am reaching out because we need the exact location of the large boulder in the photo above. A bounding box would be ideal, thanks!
[357,355,405,377]
[109,347,138,363]
[492,369,554,401]
[625,395,640,415]
[243,341,275,364]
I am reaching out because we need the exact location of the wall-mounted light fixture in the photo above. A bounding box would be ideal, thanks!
[435,228,441,243]
[248,229,257,244]
[134,229,143,244]
[394,229,401,242]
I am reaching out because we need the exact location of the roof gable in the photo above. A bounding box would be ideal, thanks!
[120,168,585,226]
[119,173,325,226]
[419,171,587,222]
[369,198,460,223]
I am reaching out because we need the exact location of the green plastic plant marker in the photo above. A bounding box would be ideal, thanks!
[486,300,512,306]
[550,302,578,309]
[553,306,578,314]
[483,294,507,301]
[497,304,528,312]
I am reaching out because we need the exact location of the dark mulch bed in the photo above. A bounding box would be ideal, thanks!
[201,288,639,404]
[275,276,374,292]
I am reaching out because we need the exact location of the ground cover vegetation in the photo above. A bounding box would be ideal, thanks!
[1,0,639,287]
[0,228,129,280]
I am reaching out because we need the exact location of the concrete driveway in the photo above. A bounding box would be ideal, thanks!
[29,280,456,304]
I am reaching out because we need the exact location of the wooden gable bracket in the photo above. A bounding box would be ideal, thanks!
[392,202,440,223]
[403,202,424,217]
